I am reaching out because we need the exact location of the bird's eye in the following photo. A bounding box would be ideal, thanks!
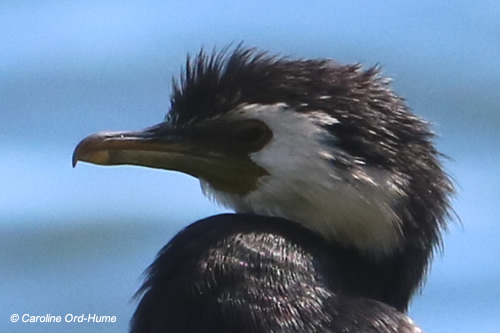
[235,120,273,152]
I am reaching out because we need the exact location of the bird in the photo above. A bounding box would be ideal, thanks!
[73,46,454,332]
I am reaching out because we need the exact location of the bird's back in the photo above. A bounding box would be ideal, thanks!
[131,214,422,333]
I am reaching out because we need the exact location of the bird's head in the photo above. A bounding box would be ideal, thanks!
[74,47,453,258]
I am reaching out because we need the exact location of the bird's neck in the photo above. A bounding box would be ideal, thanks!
[201,170,405,257]
[325,238,429,312]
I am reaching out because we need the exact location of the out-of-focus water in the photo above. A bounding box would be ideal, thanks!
[2,1,499,332]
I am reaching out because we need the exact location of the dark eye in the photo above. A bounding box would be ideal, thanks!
[235,120,273,152]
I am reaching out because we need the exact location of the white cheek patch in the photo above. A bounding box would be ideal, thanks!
[200,103,406,257]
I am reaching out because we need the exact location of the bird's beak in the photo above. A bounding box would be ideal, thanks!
[72,122,268,194]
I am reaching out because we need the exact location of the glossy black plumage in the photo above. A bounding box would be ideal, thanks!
[131,214,422,333]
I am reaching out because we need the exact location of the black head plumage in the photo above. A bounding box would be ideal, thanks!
[168,46,379,125]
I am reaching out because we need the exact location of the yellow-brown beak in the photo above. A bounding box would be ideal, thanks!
[73,122,269,195]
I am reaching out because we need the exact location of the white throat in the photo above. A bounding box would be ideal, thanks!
[201,104,407,257]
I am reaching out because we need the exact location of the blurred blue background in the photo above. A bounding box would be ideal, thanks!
[1,1,499,332]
